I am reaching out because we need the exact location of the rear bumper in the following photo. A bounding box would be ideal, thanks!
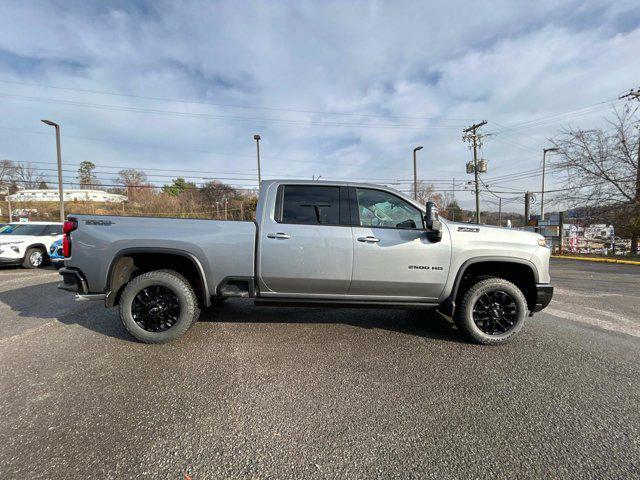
[58,267,89,294]
[531,284,553,312]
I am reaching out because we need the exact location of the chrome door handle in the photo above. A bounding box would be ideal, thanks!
[267,232,291,240]
[357,236,380,243]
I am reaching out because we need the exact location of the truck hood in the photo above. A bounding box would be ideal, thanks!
[445,221,543,246]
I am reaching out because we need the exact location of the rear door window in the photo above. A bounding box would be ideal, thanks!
[279,185,341,225]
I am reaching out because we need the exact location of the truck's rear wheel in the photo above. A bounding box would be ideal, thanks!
[119,269,200,344]
[454,277,527,345]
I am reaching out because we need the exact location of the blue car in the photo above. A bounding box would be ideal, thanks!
[49,239,64,268]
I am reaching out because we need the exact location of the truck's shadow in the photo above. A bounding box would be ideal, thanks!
[0,280,466,344]
[200,299,467,344]
[0,279,133,341]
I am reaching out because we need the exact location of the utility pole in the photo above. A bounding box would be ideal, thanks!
[253,134,262,187]
[619,87,640,254]
[41,119,65,221]
[412,145,423,201]
[524,192,531,225]
[498,198,502,227]
[463,120,487,224]
[451,177,456,221]
[541,147,559,221]
[7,198,12,222]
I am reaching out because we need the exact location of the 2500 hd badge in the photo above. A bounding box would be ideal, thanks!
[408,265,444,270]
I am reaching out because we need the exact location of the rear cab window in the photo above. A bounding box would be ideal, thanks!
[276,185,350,226]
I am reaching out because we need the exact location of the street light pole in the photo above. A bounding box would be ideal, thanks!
[412,146,423,201]
[41,120,65,221]
[541,147,559,221]
[253,134,262,187]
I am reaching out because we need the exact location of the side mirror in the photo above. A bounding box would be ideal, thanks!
[425,201,442,241]
[425,201,441,231]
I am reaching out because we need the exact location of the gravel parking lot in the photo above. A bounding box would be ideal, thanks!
[0,259,639,479]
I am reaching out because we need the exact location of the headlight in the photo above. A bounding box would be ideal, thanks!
[537,238,548,247]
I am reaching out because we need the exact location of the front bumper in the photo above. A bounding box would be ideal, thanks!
[0,249,24,264]
[531,284,553,312]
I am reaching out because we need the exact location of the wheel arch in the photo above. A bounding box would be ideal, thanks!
[104,247,210,308]
[27,243,48,254]
[447,257,539,315]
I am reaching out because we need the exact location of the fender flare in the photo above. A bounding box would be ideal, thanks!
[104,247,211,307]
[447,256,539,313]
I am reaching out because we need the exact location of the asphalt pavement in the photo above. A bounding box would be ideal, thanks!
[0,259,638,479]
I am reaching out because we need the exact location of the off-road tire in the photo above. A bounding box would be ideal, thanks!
[454,277,527,346]
[22,247,46,269]
[119,269,201,344]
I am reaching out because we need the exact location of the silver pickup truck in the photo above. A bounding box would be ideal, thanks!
[59,180,553,345]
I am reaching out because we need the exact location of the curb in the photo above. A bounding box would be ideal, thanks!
[552,255,640,266]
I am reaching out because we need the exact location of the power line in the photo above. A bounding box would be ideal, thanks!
[0,124,433,173]
[0,78,476,122]
[0,93,467,130]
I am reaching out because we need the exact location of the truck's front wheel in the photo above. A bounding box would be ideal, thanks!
[454,277,527,345]
[119,270,201,344]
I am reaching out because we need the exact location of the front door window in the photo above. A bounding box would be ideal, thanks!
[356,188,423,229]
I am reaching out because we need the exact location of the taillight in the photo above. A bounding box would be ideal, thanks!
[63,220,77,257]
[63,221,77,234]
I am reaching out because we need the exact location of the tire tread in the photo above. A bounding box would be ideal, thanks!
[454,276,527,346]
[119,269,200,344]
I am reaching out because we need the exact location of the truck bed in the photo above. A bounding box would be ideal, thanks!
[66,215,256,296]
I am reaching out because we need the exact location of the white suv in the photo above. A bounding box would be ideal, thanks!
[0,222,63,268]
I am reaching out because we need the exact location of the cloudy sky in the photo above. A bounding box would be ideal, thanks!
[0,0,639,211]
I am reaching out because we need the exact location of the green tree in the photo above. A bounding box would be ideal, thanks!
[78,161,97,189]
[163,177,197,196]
[37,180,48,189]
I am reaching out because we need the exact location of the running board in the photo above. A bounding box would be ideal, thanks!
[76,293,107,302]
[253,298,439,310]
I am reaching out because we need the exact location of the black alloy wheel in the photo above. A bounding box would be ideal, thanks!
[471,290,518,335]
[131,285,181,333]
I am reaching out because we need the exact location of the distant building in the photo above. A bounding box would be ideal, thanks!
[7,189,127,203]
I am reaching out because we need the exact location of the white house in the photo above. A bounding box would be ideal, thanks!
[7,189,127,203]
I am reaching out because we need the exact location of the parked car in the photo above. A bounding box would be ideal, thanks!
[49,238,64,269]
[59,180,553,345]
[0,222,64,268]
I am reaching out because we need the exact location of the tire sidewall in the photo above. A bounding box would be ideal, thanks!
[120,272,197,343]
[23,247,45,269]
[460,279,527,345]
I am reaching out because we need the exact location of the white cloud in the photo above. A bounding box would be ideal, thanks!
[0,0,638,209]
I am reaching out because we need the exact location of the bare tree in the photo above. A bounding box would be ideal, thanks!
[550,107,639,253]
[199,180,237,205]
[13,162,46,189]
[0,160,15,192]
[114,169,149,202]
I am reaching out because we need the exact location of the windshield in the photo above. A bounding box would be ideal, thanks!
[0,224,48,236]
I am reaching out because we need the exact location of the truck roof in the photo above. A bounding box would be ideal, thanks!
[261,179,392,189]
